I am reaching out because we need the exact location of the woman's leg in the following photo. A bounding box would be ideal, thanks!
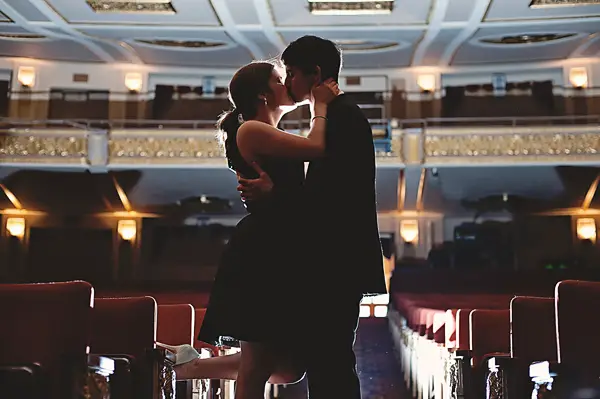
[174,352,241,381]
[235,341,275,399]
[174,344,305,384]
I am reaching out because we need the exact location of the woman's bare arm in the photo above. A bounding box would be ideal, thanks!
[236,102,327,161]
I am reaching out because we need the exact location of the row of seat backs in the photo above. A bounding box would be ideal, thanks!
[0,281,202,398]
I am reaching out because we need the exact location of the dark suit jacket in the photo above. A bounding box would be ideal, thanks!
[303,94,387,296]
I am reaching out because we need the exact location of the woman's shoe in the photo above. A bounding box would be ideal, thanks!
[156,343,201,366]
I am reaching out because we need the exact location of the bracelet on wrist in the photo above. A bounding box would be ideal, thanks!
[311,115,327,123]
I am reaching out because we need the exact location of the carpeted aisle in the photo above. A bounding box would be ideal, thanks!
[278,317,409,398]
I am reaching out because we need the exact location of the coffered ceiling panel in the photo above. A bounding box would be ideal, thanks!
[444,0,480,22]
[4,0,50,21]
[280,29,425,68]
[127,41,253,67]
[0,37,104,62]
[452,22,598,65]
[0,0,597,68]
[240,30,283,60]
[223,0,262,24]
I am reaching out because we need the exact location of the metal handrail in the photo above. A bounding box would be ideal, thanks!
[0,118,90,129]
[69,119,218,129]
[421,115,600,127]
[7,85,600,97]
[1,115,598,133]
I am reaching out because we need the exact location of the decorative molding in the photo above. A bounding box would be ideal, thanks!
[18,0,118,62]
[424,129,600,164]
[254,0,286,53]
[208,0,264,59]
[0,130,88,164]
[440,0,493,66]
[411,0,450,66]
[3,123,600,168]
[108,133,226,164]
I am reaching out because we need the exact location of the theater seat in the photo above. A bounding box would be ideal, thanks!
[0,281,113,399]
[91,296,176,399]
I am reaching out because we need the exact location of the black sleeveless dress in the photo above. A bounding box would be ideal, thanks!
[197,152,307,347]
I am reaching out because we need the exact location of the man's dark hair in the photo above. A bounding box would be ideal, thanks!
[281,35,342,82]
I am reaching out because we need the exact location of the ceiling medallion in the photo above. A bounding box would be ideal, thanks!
[135,39,227,48]
[530,0,600,7]
[335,39,399,51]
[308,1,394,15]
[86,1,176,14]
[480,33,576,45]
[0,33,46,40]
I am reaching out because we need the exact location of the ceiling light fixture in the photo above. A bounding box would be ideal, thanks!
[334,39,399,51]
[479,33,576,45]
[134,39,226,48]
[87,0,176,14]
[308,0,394,15]
[530,0,600,8]
[0,33,46,40]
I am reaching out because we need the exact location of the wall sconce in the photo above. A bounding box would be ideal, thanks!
[118,219,137,241]
[400,220,419,243]
[6,217,25,238]
[417,74,436,93]
[569,67,588,89]
[124,72,143,92]
[17,66,36,88]
[577,218,596,242]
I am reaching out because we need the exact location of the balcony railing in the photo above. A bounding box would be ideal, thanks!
[1,116,599,167]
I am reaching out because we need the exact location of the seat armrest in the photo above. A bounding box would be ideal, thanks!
[0,363,43,398]
[87,354,115,377]
[486,353,511,371]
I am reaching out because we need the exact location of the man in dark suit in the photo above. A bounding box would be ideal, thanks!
[237,35,387,398]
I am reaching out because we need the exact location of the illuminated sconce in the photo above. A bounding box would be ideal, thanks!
[124,72,143,92]
[17,66,36,88]
[400,220,419,243]
[577,218,596,241]
[371,293,390,305]
[373,305,388,318]
[417,74,436,92]
[117,219,137,241]
[359,305,371,318]
[6,217,25,238]
[569,67,588,89]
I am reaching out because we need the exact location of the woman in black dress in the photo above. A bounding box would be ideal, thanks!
[168,61,339,398]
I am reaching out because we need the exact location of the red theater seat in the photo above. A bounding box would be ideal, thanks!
[555,280,600,374]
[0,281,113,399]
[157,304,195,346]
[510,296,556,362]
[469,309,510,367]
[91,296,176,399]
